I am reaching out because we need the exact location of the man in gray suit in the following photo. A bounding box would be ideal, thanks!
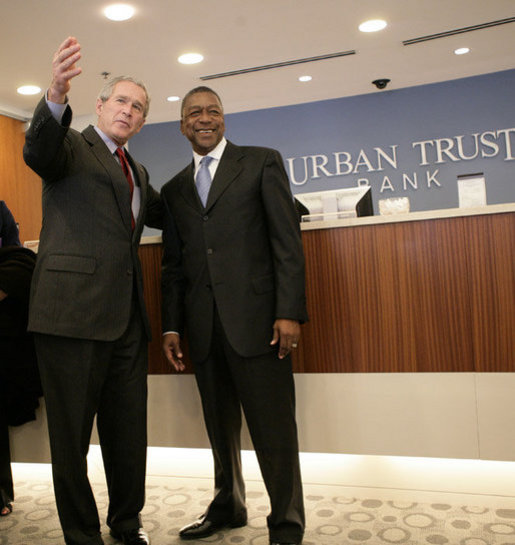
[161,87,307,545]
[23,37,161,545]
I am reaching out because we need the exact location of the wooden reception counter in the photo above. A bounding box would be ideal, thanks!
[140,203,514,374]
[15,203,515,462]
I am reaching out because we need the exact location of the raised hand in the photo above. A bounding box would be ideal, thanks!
[48,36,82,103]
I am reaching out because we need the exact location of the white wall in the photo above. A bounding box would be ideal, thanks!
[12,373,515,464]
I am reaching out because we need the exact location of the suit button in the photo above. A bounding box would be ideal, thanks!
[203,215,209,221]
[207,248,213,255]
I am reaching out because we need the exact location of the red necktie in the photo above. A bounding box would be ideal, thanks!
[115,147,135,230]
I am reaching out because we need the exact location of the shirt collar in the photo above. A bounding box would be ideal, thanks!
[193,137,227,169]
[94,126,126,155]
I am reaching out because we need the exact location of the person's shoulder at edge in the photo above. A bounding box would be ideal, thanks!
[228,142,282,157]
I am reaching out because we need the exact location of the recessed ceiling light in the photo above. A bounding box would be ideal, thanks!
[167,96,180,102]
[299,75,312,82]
[17,85,41,96]
[104,3,135,21]
[178,53,204,65]
[454,47,470,55]
[359,19,387,33]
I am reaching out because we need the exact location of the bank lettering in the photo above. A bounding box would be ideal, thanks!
[286,128,514,193]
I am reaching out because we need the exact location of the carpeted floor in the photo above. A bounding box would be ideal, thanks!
[2,474,515,545]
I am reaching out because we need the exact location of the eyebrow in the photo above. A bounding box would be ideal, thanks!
[187,104,221,111]
[114,94,145,108]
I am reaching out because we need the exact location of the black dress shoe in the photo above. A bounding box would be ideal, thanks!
[270,542,297,545]
[179,514,247,540]
[110,528,150,545]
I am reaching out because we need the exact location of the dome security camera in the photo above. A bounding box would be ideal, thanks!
[372,78,390,89]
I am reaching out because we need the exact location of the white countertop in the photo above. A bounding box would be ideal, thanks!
[141,203,514,243]
[298,202,515,231]
[25,203,514,249]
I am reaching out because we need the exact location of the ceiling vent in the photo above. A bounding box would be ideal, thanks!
[403,17,515,45]
[199,50,356,80]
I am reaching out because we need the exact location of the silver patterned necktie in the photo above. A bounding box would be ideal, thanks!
[196,155,214,207]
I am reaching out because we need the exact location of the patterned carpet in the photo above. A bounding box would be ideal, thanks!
[2,476,515,545]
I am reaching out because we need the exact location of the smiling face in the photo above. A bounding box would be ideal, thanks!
[180,91,225,155]
[95,80,147,146]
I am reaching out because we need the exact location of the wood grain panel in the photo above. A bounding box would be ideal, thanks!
[143,211,514,374]
[466,213,515,371]
[139,243,195,375]
[0,115,42,243]
[387,218,475,372]
[296,218,476,373]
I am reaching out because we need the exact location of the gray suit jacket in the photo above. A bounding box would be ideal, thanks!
[161,141,307,362]
[23,97,162,341]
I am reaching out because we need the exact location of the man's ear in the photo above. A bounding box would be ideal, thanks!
[95,98,103,116]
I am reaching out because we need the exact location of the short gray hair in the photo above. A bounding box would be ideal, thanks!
[98,76,150,118]
[181,86,223,119]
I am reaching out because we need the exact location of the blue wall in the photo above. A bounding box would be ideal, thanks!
[132,68,514,232]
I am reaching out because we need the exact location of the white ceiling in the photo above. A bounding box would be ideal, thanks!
[1,0,514,124]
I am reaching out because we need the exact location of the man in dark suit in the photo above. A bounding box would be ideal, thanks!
[161,86,307,545]
[23,37,161,545]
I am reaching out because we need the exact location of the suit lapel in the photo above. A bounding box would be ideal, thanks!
[178,161,200,210]
[83,126,133,234]
[205,141,243,211]
[177,142,244,213]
